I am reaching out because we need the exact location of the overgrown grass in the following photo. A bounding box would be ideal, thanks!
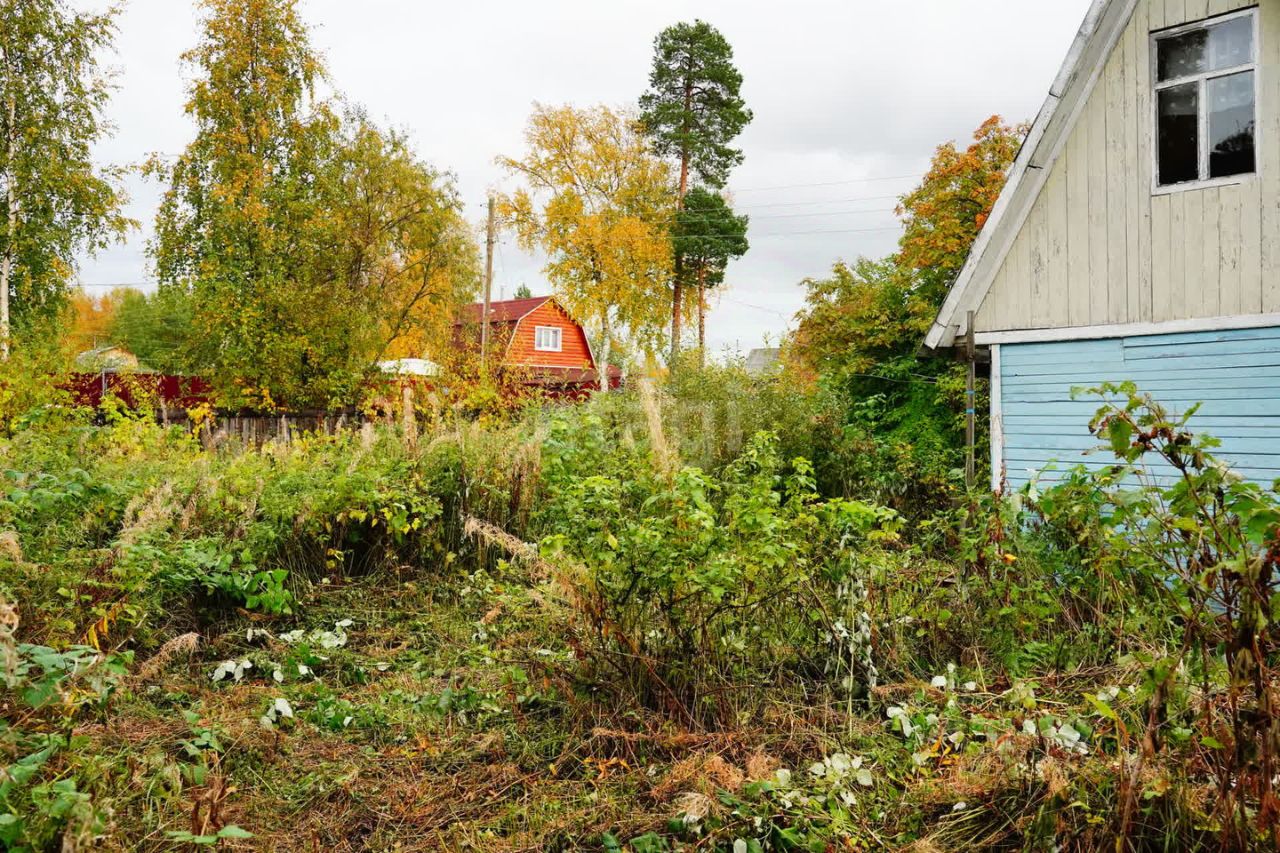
[2,373,1279,851]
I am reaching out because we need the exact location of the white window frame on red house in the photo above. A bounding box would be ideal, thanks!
[534,326,563,352]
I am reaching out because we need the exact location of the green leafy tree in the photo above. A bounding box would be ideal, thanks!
[897,115,1027,304]
[786,117,1024,511]
[150,0,476,407]
[671,187,747,364]
[148,0,330,404]
[0,0,132,359]
[314,113,479,366]
[639,20,752,364]
[109,288,196,375]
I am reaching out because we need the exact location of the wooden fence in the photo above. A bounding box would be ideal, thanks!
[202,411,371,446]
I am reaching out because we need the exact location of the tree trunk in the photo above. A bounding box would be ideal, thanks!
[697,266,707,368]
[1,88,15,361]
[678,77,692,202]
[669,78,692,370]
[670,270,683,368]
[598,307,612,394]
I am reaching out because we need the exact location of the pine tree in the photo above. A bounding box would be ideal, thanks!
[672,188,748,365]
[639,20,752,366]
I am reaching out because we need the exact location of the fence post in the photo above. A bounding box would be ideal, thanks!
[401,384,418,448]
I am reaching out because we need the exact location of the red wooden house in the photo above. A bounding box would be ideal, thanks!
[455,296,621,396]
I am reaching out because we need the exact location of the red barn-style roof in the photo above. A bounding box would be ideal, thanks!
[455,296,553,326]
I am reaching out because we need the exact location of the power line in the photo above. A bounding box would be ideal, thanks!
[728,173,923,194]
[719,296,793,318]
[734,193,904,211]
[754,225,902,237]
[675,206,895,223]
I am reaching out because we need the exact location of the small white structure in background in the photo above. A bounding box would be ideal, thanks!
[74,345,151,373]
[745,347,781,376]
[378,358,440,377]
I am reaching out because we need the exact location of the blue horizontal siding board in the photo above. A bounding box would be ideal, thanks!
[1006,416,1280,428]
[1123,338,1280,358]
[1113,352,1280,370]
[1121,326,1280,347]
[1001,340,1124,367]
[1007,365,1280,387]
[999,327,1280,490]
[1006,352,1280,376]
[1007,387,1280,404]
[1003,367,1278,383]
[1010,381,1280,399]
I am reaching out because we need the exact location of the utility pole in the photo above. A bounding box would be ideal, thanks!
[964,310,977,491]
[480,196,495,374]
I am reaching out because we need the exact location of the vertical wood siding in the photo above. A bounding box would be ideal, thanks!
[505,301,595,369]
[998,327,1280,489]
[978,0,1273,334]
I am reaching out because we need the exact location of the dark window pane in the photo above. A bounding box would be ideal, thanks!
[1208,15,1253,71]
[1209,70,1256,178]
[1158,83,1200,185]
[1158,29,1206,80]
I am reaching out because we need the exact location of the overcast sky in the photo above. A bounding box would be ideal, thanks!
[75,0,1093,357]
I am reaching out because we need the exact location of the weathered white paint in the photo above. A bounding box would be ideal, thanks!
[976,0,1267,337]
[930,0,1274,348]
[925,0,1138,349]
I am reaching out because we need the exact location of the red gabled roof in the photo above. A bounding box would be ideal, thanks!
[455,296,552,326]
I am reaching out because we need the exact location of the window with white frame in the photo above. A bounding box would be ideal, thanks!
[534,326,562,352]
[1154,9,1258,189]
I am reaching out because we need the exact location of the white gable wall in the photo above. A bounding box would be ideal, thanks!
[977,0,1280,335]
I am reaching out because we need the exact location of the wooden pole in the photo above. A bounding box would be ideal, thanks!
[965,310,977,491]
[480,196,496,374]
[401,384,418,448]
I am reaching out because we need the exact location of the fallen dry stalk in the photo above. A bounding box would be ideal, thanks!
[462,515,592,595]
[638,378,677,477]
[132,632,201,685]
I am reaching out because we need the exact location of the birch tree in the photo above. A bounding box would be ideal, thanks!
[150,0,476,406]
[498,104,674,392]
[0,0,131,359]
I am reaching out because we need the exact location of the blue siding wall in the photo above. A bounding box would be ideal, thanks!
[999,327,1280,489]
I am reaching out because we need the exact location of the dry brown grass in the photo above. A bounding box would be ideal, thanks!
[132,632,201,684]
[0,529,21,563]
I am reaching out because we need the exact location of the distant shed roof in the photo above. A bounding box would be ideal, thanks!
[745,348,781,376]
[74,346,155,374]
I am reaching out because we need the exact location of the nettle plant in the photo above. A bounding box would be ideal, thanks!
[1036,383,1280,847]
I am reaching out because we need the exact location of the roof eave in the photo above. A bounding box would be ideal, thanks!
[925,0,1136,350]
